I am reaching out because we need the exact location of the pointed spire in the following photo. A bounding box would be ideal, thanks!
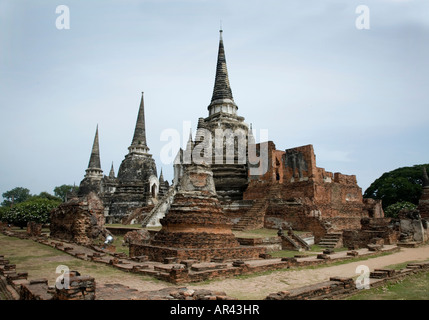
[159,168,165,184]
[88,125,101,169]
[109,162,115,178]
[85,125,103,178]
[211,29,234,102]
[208,29,238,117]
[129,92,149,154]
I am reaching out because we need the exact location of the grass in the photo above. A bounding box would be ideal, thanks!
[0,233,158,287]
[232,228,279,238]
[347,270,429,300]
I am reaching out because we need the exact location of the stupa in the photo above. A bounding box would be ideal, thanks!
[131,162,265,262]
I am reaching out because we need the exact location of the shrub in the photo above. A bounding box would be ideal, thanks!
[0,197,61,228]
[384,201,417,219]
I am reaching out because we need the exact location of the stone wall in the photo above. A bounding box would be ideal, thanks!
[130,245,265,263]
[53,272,96,300]
[49,192,110,246]
[343,218,399,248]
[135,163,266,262]
[398,209,428,243]
[242,142,379,238]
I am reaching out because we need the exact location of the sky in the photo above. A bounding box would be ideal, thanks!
[1,0,428,201]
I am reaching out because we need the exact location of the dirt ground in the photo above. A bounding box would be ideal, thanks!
[188,245,429,299]
[2,232,429,299]
[113,245,429,299]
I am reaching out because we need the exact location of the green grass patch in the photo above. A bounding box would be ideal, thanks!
[0,233,163,286]
[233,228,279,239]
[348,270,429,300]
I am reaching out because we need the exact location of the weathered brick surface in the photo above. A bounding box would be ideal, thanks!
[26,222,42,237]
[135,163,266,262]
[49,192,110,246]
[343,218,400,248]
[54,274,96,300]
[243,142,384,241]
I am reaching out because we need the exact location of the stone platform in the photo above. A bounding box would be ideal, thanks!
[130,244,265,263]
[1,227,400,285]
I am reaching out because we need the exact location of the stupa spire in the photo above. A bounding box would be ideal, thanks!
[85,124,103,178]
[207,28,238,117]
[109,162,115,178]
[211,29,234,102]
[129,92,149,154]
[88,125,101,169]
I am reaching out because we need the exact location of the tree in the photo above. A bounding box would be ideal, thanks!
[364,164,429,209]
[384,201,417,219]
[36,192,62,202]
[1,187,31,207]
[54,184,79,202]
[0,197,61,228]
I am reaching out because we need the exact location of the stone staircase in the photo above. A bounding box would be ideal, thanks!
[232,198,268,231]
[281,232,311,251]
[232,183,286,231]
[318,232,343,248]
[141,187,176,227]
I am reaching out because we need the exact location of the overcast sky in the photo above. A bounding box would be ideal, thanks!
[1,0,428,200]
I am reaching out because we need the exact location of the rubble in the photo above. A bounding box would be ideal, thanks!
[49,192,111,246]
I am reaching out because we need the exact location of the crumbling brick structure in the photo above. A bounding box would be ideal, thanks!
[242,142,382,239]
[53,272,96,300]
[343,217,400,248]
[50,192,110,246]
[131,163,265,262]
[26,221,42,237]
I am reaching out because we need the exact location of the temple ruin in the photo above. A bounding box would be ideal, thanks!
[70,29,424,254]
[77,93,169,223]
[131,162,265,262]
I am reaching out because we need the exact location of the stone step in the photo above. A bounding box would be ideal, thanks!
[319,244,336,248]
[322,235,342,239]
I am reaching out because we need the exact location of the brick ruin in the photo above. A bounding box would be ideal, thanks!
[239,142,383,240]
[77,93,169,224]
[49,192,111,246]
[131,163,265,262]
[265,261,429,300]
[2,243,428,300]
[51,29,429,265]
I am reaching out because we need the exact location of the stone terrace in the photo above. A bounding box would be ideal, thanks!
[1,228,399,285]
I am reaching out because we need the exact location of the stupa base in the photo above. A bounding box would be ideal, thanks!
[130,244,266,263]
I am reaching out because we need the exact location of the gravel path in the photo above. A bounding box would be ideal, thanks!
[185,245,429,299]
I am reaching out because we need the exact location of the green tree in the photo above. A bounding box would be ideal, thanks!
[384,201,417,219]
[364,164,429,209]
[1,187,31,207]
[35,191,62,202]
[0,197,61,228]
[53,184,78,202]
